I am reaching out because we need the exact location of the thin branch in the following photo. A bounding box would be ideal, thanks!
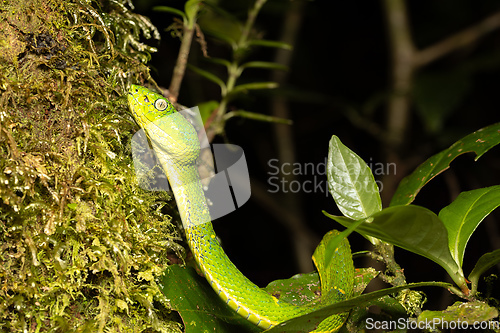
[169,17,198,102]
[213,0,268,123]
[237,0,267,50]
[414,11,500,68]
[380,0,415,208]
[382,0,415,149]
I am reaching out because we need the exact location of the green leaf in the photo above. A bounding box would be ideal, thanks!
[205,57,232,68]
[324,205,466,289]
[265,282,451,333]
[418,301,498,327]
[327,135,382,220]
[223,110,292,125]
[264,272,321,306]
[204,29,238,49]
[153,6,187,22]
[160,265,261,333]
[264,268,377,308]
[468,249,500,295]
[239,61,288,71]
[197,4,241,47]
[352,268,379,297]
[391,122,500,206]
[439,185,500,267]
[188,64,227,95]
[229,82,279,95]
[247,39,293,50]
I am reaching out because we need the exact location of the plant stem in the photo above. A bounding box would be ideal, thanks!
[169,13,200,102]
[213,0,268,123]
[237,0,267,50]
[413,10,500,67]
[374,242,407,286]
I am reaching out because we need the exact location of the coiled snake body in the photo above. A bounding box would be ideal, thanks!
[127,85,354,332]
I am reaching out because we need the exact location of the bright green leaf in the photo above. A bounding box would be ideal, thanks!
[327,135,382,219]
[160,265,261,333]
[324,205,466,290]
[391,122,500,206]
[439,185,500,267]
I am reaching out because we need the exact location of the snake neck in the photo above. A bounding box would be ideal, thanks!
[162,160,212,230]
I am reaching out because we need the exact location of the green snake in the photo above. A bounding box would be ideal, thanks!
[127,85,354,332]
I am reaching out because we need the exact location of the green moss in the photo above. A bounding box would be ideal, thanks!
[0,0,183,332]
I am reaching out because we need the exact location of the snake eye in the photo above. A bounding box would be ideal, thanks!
[155,98,168,111]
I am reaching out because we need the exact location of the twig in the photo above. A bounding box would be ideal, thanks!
[237,0,267,52]
[382,0,414,149]
[414,11,500,67]
[169,16,198,102]
[213,0,269,121]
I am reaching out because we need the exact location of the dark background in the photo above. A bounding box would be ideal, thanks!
[133,0,500,310]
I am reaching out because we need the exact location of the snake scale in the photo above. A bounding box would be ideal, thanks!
[127,85,354,332]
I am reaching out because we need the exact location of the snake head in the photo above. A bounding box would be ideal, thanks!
[128,84,201,165]
[127,84,176,128]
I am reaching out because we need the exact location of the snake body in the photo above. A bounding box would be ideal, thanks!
[127,85,354,332]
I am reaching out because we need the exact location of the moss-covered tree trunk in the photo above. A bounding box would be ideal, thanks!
[0,0,183,331]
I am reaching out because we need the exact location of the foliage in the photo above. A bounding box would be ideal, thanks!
[158,121,500,332]
[324,123,500,328]
[135,1,500,332]
[3,0,497,332]
[0,0,183,331]
[154,0,292,137]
